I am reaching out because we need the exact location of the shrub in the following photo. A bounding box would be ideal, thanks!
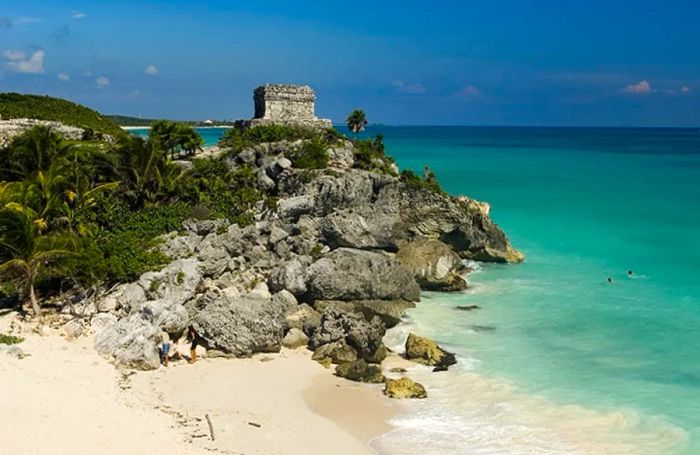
[0,333,24,345]
[400,169,443,194]
[68,200,191,284]
[181,159,261,225]
[288,137,329,169]
[352,134,396,175]
[220,124,343,155]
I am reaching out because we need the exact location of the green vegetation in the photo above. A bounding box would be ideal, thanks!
[0,93,124,137]
[220,123,343,155]
[108,115,237,128]
[352,134,396,175]
[149,120,205,158]
[0,117,261,316]
[0,333,24,345]
[346,109,368,139]
[400,168,443,194]
[288,137,330,169]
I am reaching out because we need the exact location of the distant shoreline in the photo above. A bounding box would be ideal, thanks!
[121,125,234,130]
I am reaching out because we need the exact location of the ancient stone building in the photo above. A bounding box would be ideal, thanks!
[249,84,331,129]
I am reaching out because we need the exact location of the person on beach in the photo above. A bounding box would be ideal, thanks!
[160,331,171,366]
[186,325,203,364]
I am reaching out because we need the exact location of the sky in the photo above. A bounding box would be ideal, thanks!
[1,0,699,126]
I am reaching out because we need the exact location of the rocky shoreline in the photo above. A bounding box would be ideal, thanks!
[51,134,524,398]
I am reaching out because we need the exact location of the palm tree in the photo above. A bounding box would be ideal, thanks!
[0,208,72,318]
[114,135,183,207]
[0,125,69,180]
[346,110,368,140]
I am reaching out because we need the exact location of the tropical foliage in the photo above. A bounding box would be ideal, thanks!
[352,134,396,175]
[0,123,260,316]
[346,109,368,139]
[149,120,205,158]
[0,93,124,137]
[220,123,343,155]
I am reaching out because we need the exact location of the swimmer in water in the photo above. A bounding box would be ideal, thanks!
[607,277,613,284]
[627,270,633,277]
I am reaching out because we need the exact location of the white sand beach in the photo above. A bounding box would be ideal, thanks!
[0,314,397,455]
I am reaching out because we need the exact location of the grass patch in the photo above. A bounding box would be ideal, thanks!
[0,333,24,345]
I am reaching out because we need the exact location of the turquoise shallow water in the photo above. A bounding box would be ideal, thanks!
[128,126,229,146]
[368,126,700,454]
[133,125,700,453]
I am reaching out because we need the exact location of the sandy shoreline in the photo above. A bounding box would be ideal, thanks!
[0,313,398,455]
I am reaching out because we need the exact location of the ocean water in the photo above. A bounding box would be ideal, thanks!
[127,126,229,146]
[366,126,700,455]
[132,125,700,453]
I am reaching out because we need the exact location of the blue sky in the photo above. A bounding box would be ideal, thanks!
[1,0,699,126]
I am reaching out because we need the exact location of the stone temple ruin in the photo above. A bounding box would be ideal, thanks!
[248,84,331,129]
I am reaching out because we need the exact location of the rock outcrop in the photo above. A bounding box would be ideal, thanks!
[91,122,521,373]
[187,288,294,356]
[384,377,428,399]
[405,333,457,372]
[396,239,467,291]
[335,359,385,383]
[306,248,420,302]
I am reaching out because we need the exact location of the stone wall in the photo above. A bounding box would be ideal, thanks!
[249,84,331,129]
[0,118,86,148]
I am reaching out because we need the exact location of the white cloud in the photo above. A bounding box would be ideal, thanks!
[145,64,158,75]
[57,73,70,82]
[459,85,481,97]
[622,80,652,94]
[6,50,45,74]
[392,80,426,94]
[83,70,93,77]
[681,85,691,93]
[96,76,110,87]
[14,17,40,25]
[71,11,87,19]
[2,50,26,61]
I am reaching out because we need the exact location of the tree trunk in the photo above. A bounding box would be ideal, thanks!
[29,284,41,319]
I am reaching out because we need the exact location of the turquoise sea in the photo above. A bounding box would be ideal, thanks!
[133,126,700,454]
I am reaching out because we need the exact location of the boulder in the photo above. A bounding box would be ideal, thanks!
[189,290,289,356]
[320,211,395,250]
[196,234,231,277]
[138,258,202,306]
[62,319,85,340]
[268,259,308,296]
[335,359,384,383]
[95,310,161,370]
[281,328,309,349]
[182,219,229,236]
[90,313,118,333]
[159,231,202,259]
[96,282,146,314]
[285,303,321,336]
[272,289,298,309]
[405,333,457,371]
[352,300,415,328]
[383,377,427,399]
[310,305,387,363]
[396,239,467,291]
[305,248,421,302]
[312,339,358,365]
[277,195,315,220]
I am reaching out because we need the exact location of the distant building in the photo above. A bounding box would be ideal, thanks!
[247,84,331,129]
[203,119,214,125]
